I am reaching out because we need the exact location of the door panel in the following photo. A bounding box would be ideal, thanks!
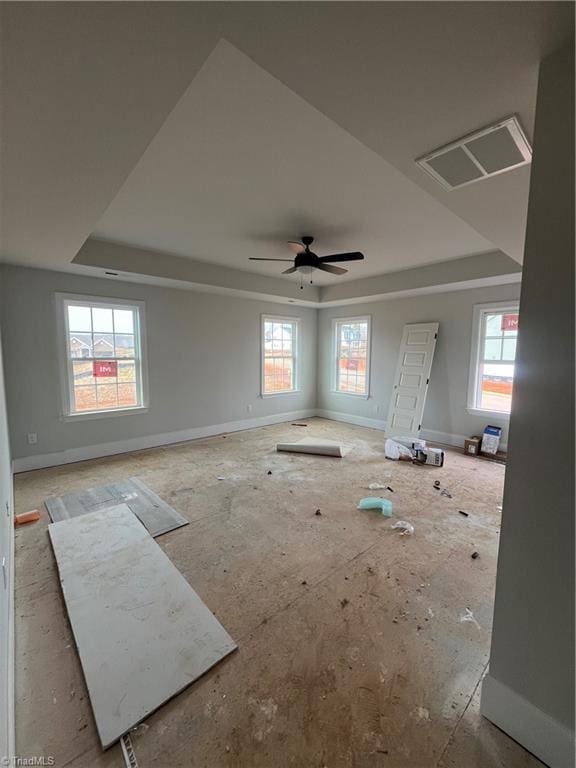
[386,322,439,436]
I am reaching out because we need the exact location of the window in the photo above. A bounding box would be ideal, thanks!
[334,316,370,396]
[261,316,299,395]
[468,301,519,416]
[57,294,147,417]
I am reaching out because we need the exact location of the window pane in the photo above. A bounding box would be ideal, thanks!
[485,313,502,336]
[118,360,136,382]
[93,333,115,358]
[337,320,368,394]
[114,309,134,334]
[501,313,519,334]
[68,305,92,332]
[502,338,517,361]
[115,334,135,358]
[96,383,118,409]
[73,385,98,412]
[92,307,113,333]
[262,319,297,393]
[118,382,137,408]
[479,364,513,413]
[484,338,502,360]
[64,300,144,414]
[69,333,92,358]
[72,360,95,387]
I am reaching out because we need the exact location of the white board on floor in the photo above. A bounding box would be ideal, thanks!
[386,322,439,435]
[49,505,237,749]
[276,437,344,457]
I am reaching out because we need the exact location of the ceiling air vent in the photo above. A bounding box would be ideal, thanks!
[416,116,532,191]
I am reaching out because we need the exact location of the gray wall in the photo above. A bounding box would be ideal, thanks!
[317,282,522,445]
[0,266,316,461]
[483,40,575,749]
[0,279,14,759]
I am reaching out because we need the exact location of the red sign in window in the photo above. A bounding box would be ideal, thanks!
[501,314,519,331]
[93,361,117,378]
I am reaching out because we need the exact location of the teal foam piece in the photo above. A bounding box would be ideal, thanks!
[357,497,393,517]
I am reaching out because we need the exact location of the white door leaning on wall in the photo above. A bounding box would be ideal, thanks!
[386,322,439,436]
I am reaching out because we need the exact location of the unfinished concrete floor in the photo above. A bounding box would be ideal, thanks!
[14,418,544,768]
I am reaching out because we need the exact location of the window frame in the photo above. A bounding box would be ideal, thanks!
[332,315,372,398]
[56,293,149,421]
[467,300,519,419]
[260,314,300,397]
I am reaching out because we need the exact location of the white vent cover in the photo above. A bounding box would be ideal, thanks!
[416,116,532,190]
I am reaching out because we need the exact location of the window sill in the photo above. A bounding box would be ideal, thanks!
[466,407,510,421]
[61,406,149,422]
[330,390,370,400]
[260,390,301,398]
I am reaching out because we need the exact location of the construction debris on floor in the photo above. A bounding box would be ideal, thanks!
[357,497,393,516]
[276,437,344,457]
[391,520,415,535]
[14,509,41,526]
[45,477,189,537]
[385,437,445,466]
[14,420,529,768]
[49,504,237,748]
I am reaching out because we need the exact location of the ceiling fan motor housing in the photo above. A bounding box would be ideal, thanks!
[294,252,317,272]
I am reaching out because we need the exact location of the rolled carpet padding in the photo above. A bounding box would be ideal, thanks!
[276,437,345,457]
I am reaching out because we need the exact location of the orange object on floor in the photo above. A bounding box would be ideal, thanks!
[14,509,41,526]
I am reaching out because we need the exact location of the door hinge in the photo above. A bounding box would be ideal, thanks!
[2,557,6,589]
[426,378,429,385]
[434,333,438,339]
[418,423,421,431]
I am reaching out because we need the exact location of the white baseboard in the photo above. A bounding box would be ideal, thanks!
[315,408,387,431]
[315,410,492,451]
[420,427,467,448]
[421,427,508,452]
[13,408,507,472]
[481,674,575,768]
[12,409,316,472]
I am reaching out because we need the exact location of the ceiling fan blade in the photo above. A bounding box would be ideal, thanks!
[318,252,364,263]
[282,266,298,274]
[249,257,294,262]
[317,263,347,275]
[287,241,305,254]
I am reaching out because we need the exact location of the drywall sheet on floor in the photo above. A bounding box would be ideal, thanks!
[44,477,188,537]
[276,437,344,457]
[49,505,237,748]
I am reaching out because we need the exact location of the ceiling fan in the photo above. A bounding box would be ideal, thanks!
[249,236,364,286]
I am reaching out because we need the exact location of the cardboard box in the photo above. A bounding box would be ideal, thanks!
[481,425,503,455]
[414,447,445,466]
[464,436,481,456]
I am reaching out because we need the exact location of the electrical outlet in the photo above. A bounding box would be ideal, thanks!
[27,432,37,445]
[246,404,253,414]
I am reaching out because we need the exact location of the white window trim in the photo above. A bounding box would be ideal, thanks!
[331,315,372,399]
[467,300,519,420]
[56,292,149,420]
[260,314,301,397]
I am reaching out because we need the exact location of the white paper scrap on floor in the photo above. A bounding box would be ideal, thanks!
[48,504,237,749]
[276,437,345,457]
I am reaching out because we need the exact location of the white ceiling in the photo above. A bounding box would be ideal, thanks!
[93,39,492,285]
[1,2,572,287]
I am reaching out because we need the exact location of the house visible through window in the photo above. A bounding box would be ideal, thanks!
[470,302,519,414]
[262,316,298,394]
[59,295,146,415]
[334,317,370,395]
